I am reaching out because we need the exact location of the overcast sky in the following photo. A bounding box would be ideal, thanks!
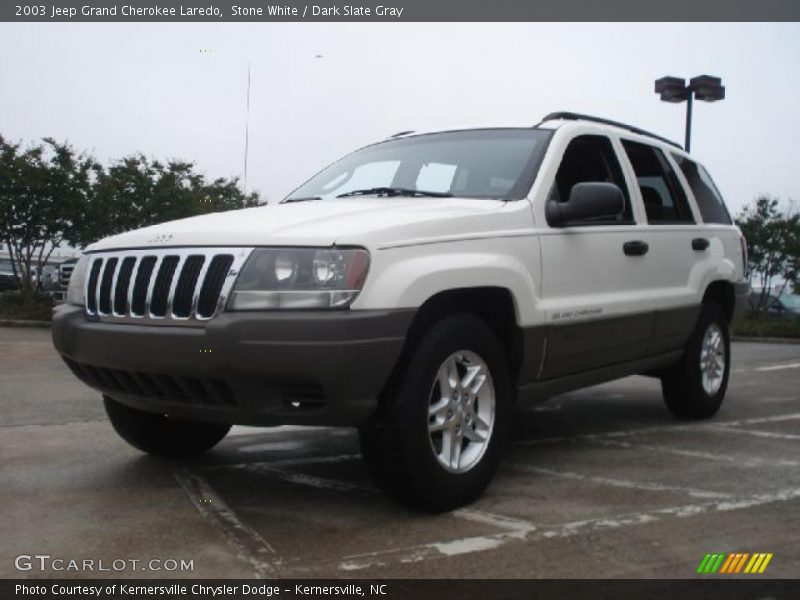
[1,22,799,213]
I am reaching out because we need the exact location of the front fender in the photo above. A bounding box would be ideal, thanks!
[352,236,542,327]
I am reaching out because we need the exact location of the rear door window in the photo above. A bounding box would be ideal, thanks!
[622,140,694,224]
[672,155,732,224]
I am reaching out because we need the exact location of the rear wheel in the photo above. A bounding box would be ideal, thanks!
[661,302,730,419]
[104,395,231,457]
[359,314,511,512]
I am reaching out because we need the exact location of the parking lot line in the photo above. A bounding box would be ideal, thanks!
[217,459,540,534]
[705,425,800,441]
[229,425,312,437]
[332,486,800,572]
[714,412,800,426]
[508,464,731,499]
[756,362,800,372]
[516,411,800,446]
[246,463,375,493]
[184,408,800,575]
[238,440,306,453]
[171,466,280,578]
[207,453,361,471]
[584,437,800,468]
[450,509,538,533]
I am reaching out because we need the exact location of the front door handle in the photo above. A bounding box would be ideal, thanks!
[623,240,649,256]
[692,237,710,251]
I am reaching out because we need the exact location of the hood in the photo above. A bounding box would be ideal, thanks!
[88,197,533,252]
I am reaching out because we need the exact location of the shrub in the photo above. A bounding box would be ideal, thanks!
[733,314,800,339]
[0,291,53,321]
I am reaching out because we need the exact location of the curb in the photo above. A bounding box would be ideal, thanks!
[732,336,800,345]
[0,319,51,328]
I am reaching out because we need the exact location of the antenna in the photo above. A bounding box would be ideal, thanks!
[243,63,251,193]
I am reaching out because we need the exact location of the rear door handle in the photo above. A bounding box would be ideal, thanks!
[623,240,649,256]
[692,237,710,251]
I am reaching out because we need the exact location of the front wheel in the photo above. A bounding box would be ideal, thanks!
[661,302,731,419]
[359,314,511,512]
[104,396,231,457]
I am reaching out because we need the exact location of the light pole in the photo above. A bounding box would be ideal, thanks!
[243,63,251,194]
[654,75,725,152]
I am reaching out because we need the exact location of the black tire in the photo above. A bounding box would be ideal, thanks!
[103,395,231,457]
[661,302,730,419]
[359,313,511,512]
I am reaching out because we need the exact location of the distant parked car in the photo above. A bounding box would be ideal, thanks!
[0,273,18,291]
[766,294,800,319]
[0,259,19,291]
[749,291,800,319]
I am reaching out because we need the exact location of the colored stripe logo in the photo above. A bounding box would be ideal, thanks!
[697,552,773,574]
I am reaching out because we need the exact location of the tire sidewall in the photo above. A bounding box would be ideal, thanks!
[103,395,231,457]
[683,303,731,411]
[392,314,511,507]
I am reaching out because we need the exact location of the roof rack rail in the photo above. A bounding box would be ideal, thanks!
[389,130,415,138]
[540,111,683,150]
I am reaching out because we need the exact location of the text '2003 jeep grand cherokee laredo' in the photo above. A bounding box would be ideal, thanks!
[53,112,750,511]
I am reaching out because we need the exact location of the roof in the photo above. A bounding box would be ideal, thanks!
[386,112,683,152]
[539,111,683,149]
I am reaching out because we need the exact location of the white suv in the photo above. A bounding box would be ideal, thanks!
[53,112,749,511]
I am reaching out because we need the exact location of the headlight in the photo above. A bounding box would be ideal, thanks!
[65,255,90,306]
[228,247,370,310]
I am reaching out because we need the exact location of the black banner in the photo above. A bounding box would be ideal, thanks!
[3,0,800,22]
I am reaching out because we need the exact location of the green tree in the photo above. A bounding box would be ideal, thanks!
[2,134,262,301]
[736,196,800,313]
[74,155,260,247]
[0,136,93,297]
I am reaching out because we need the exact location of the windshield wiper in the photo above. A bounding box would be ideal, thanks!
[283,196,322,203]
[337,187,452,198]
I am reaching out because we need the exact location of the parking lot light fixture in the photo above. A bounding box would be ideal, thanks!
[655,74,725,152]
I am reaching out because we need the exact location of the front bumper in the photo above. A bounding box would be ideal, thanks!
[52,304,414,426]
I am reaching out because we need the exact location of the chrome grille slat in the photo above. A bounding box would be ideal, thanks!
[197,254,235,319]
[113,256,137,316]
[165,254,186,318]
[143,255,163,317]
[131,256,157,316]
[98,257,118,315]
[190,257,212,317]
[94,258,104,315]
[108,258,122,316]
[83,247,253,327]
[126,256,142,317]
[86,257,103,314]
[173,255,206,319]
[150,256,180,318]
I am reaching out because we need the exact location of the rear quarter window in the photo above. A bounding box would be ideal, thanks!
[672,155,732,224]
[621,140,693,224]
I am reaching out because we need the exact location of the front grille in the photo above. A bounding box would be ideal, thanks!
[63,358,237,408]
[84,247,253,326]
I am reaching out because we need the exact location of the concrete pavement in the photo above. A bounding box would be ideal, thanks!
[2,327,798,578]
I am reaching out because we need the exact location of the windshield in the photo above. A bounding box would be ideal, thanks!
[286,129,551,201]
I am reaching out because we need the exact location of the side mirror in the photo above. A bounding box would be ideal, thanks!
[546,182,625,227]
